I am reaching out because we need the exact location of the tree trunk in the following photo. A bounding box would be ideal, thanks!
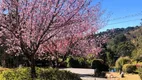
[55,58,59,67]
[30,57,36,79]
[1,59,6,67]
[1,53,6,67]
[62,54,67,62]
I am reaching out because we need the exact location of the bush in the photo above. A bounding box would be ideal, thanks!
[66,57,80,68]
[91,59,109,77]
[40,68,81,80]
[138,68,142,80]
[0,67,32,80]
[86,59,93,68]
[115,57,131,70]
[101,64,109,71]
[77,57,87,68]
[0,67,81,80]
[66,56,88,68]
[91,59,103,70]
[91,59,109,71]
[136,63,142,68]
[122,64,136,73]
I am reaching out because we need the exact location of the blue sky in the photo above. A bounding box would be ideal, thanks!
[92,0,142,32]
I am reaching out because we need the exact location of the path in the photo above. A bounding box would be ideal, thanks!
[60,68,107,80]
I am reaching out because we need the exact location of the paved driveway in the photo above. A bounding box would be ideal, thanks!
[60,68,107,80]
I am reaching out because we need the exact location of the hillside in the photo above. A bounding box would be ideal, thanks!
[126,26,142,60]
[97,26,142,65]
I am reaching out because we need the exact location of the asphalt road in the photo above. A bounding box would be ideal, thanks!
[60,68,107,80]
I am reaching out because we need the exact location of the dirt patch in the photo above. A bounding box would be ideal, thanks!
[0,67,9,72]
[106,72,141,80]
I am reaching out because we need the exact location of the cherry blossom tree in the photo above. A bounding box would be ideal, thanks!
[42,33,108,67]
[0,0,106,78]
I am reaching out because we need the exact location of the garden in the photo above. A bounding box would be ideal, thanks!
[0,0,110,79]
[0,0,142,80]
[107,57,142,80]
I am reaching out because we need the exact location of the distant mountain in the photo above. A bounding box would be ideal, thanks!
[98,26,140,39]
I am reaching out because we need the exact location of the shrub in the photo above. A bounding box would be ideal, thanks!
[91,59,109,77]
[91,59,109,71]
[122,64,136,73]
[138,68,142,80]
[0,67,81,80]
[91,59,103,70]
[0,67,32,80]
[0,67,9,73]
[115,57,131,70]
[86,59,93,68]
[101,64,109,71]
[77,57,86,68]
[66,57,80,68]
[66,57,88,68]
[40,68,81,80]
[136,63,142,68]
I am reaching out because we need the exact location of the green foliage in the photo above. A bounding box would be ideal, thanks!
[113,34,127,44]
[39,68,81,80]
[0,67,32,80]
[91,59,109,71]
[106,33,135,61]
[107,40,134,57]
[117,41,135,57]
[66,57,80,68]
[122,64,136,73]
[91,59,103,69]
[138,67,142,80]
[85,54,96,68]
[97,26,142,66]
[136,63,142,68]
[106,51,114,66]
[77,57,87,68]
[86,59,93,68]
[0,67,81,80]
[107,34,126,51]
[66,56,88,68]
[127,27,142,61]
[115,57,131,70]
[132,49,142,61]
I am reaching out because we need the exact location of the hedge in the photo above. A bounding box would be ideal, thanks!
[122,64,136,73]
[0,67,81,80]
[115,57,131,70]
